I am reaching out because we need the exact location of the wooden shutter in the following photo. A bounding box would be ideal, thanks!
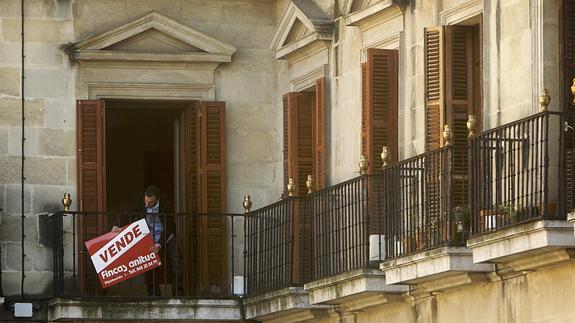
[445,25,481,211]
[424,27,445,151]
[283,93,296,193]
[198,101,227,295]
[179,103,201,295]
[361,49,399,172]
[563,0,575,210]
[76,99,105,295]
[313,78,327,189]
[284,92,314,196]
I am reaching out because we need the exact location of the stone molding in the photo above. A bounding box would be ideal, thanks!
[304,268,407,312]
[380,246,494,285]
[87,82,215,100]
[290,64,328,91]
[345,0,402,29]
[467,220,575,270]
[439,0,483,25]
[243,287,329,321]
[269,0,333,60]
[69,11,236,64]
[48,298,241,321]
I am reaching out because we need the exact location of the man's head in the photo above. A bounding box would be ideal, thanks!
[144,185,161,208]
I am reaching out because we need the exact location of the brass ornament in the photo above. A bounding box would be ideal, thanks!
[467,115,476,137]
[443,125,453,147]
[242,195,252,214]
[306,175,313,194]
[61,193,72,211]
[287,178,295,197]
[381,146,390,168]
[571,78,575,106]
[359,155,369,175]
[539,88,550,111]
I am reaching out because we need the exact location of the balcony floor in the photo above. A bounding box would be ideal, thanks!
[48,298,242,322]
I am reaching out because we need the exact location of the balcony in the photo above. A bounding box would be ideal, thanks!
[49,211,243,321]
[305,176,407,311]
[467,111,575,270]
[243,196,330,321]
[378,146,493,288]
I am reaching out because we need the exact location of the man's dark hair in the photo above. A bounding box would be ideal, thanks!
[144,185,161,199]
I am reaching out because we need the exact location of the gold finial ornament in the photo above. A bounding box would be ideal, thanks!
[242,195,252,214]
[443,125,453,147]
[359,155,369,175]
[61,193,72,211]
[539,88,550,111]
[381,146,390,168]
[306,175,313,194]
[571,78,575,106]
[467,115,476,137]
[287,178,295,197]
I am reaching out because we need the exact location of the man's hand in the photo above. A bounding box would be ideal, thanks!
[150,243,161,253]
[111,225,120,233]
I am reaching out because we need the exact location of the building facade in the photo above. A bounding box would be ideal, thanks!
[1,0,575,322]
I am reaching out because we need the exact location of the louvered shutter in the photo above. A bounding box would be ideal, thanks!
[76,99,105,295]
[179,103,201,295]
[283,93,296,193]
[445,25,477,210]
[424,27,445,151]
[313,77,327,189]
[284,92,314,196]
[198,101,228,295]
[361,49,399,172]
[563,0,575,210]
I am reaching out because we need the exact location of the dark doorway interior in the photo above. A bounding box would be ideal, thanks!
[105,101,183,212]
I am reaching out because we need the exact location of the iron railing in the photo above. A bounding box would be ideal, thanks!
[309,176,372,280]
[51,211,242,299]
[381,146,467,259]
[244,196,310,296]
[470,111,568,235]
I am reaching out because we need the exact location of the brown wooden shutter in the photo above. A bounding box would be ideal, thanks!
[283,93,296,193]
[313,77,327,189]
[445,25,481,210]
[198,101,228,295]
[563,0,575,210]
[76,99,106,295]
[284,92,313,196]
[179,102,201,295]
[361,49,399,172]
[424,27,445,151]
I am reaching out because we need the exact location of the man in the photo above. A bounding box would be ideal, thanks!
[114,185,183,296]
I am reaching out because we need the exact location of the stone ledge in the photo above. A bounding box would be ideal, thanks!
[243,287,329,322]
[304,269,407,311]
[380,247,494,285]
[567,211,575,227]
[48,298,241,321]
[467,220,575,270]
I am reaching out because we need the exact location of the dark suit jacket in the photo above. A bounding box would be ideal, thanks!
[126,195,176,246]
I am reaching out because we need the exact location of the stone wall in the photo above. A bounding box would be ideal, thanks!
[0,0,75,297]
[0,0,280,297]
[311,260,575,323]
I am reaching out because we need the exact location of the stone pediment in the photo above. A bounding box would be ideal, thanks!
[344,0,405,27]
[269,0,333,60]
[69,12,236,64]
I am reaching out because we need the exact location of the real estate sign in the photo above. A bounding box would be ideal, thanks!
[85,218,161,288]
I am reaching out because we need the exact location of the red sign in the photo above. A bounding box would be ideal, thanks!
[85,218,161,288]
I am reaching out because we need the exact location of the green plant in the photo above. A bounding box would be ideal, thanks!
[497,203,522,223]
[453,205,470,232]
